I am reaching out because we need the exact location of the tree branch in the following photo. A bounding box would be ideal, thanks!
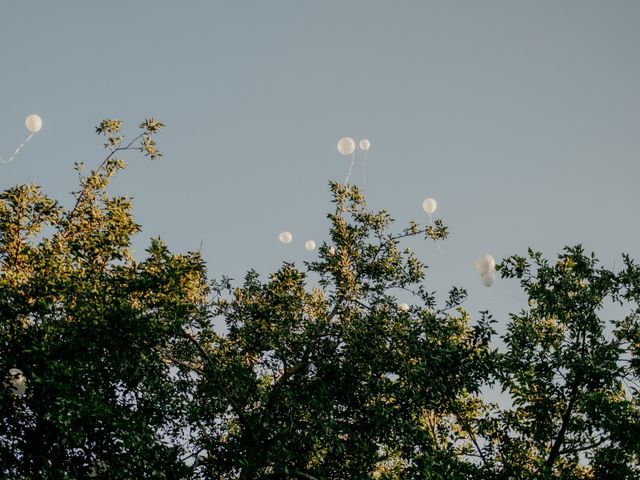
[558,437,607,456]
[458,415,487,467]
[182,330,261,449]
[275,360,307,386]
[160,353,204,374]
[63,132,145,238]
[545,382,579,468]
[291,470,319,480]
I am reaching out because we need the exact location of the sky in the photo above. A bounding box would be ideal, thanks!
[2,1,640,330]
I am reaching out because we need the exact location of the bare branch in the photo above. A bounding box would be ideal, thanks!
[558,437,607,456]
[160,353,204,374]
[291,470,319,480]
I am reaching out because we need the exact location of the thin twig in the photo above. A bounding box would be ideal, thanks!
[63,133,144,238]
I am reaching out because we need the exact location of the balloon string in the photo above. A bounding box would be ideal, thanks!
[277,243,295,263]
[494,287,526,302]
[428,212,442,253]
[362,151,367,187]
[344,152,355,184]
[0,134,34,164]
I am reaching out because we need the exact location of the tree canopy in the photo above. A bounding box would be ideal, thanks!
[1,120,639,479]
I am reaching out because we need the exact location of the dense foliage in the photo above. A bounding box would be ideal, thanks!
[1,121,639,479]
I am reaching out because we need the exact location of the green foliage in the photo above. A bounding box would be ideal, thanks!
[2,120,640,479]
[179,182,493,479]
[0,120,201,478]
[481,247,640,478]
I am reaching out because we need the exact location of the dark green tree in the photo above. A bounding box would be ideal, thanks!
[2,120,640,479]
[178,184,496,479]
[0,120,208,479]
[475,247,640,478]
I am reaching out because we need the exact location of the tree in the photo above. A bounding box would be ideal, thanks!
[2,120,640,479]
[0,120,208,478]
[180,183,495,479]
[476,247,640,479]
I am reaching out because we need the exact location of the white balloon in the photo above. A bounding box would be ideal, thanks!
[337,137,356,155]
[422,198,437,215]
[359,139,370,151]
[480,271,496,288]
[385,372,399,382]
[398,303,410,312]
[25,114,42,133]
[475,254,496,275]
[278,231,293,244]
[8,368,26,396]
[305,240,316,251]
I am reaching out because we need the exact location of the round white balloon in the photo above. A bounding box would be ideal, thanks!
[480,271,496,287]
[475,254,496,275]
[359,139,370,151]
[278,231,293,244]
[422,198,437,215]
[337,137,356,155]
[25,114,42,133]
[8,368,26,396]
[305,240,316,251]
[398,303,410,312]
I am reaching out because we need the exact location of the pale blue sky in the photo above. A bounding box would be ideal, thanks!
[2,1,639,325]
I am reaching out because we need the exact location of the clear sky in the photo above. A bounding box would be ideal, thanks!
[2,1,639,328]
